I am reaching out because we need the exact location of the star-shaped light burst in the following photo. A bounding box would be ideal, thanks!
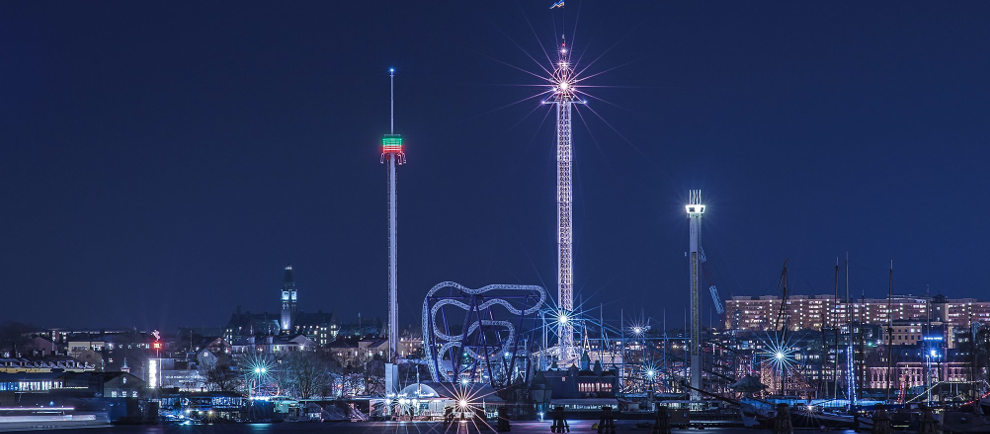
[242,353,276,398]
[536,303,601,361]
[627,320,650,337]
[548,43,579,103]
[758,331,798,374]
[479,21,639,140]
[434,381,502,431]
[640,360,663,392]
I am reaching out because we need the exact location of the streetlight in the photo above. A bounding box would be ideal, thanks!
[251,366,267,398]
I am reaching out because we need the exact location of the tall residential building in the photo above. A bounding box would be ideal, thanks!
[726,294,990,332]
[280,265,298,331]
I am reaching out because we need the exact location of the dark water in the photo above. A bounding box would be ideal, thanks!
[21,423,860,434]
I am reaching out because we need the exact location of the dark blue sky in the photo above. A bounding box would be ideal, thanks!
[2,1,988,331]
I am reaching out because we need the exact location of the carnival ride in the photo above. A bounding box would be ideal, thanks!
[423,281,547,388]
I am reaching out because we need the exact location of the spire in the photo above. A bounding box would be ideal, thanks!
[280,264,298,332]
[283,264,295,287]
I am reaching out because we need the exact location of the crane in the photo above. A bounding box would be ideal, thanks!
[710,286,725,315]
[700,248,725,314]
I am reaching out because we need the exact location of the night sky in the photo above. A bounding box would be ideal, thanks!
[2,2,989,331]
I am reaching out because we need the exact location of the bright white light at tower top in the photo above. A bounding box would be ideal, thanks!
[685,204,705,214]
[549,43,577,101]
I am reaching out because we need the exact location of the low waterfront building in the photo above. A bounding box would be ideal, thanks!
[0,357,93,373]
[0,371,145,397]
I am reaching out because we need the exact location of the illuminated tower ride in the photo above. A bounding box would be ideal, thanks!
[546,39,584,362]
[381,68,405,362]
[686,190,705,401]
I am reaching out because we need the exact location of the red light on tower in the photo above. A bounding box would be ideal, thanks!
[153,342,162,350]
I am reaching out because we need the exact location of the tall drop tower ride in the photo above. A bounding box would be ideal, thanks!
[547,39,584,362]
[381,68,405,362]
[686,190,705,401]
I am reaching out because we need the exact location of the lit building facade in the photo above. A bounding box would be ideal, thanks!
[726,294,990,332]
[224,266,337,348]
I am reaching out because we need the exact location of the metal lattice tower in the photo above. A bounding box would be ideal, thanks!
[686,190,705,401]
[546,40,583,362]
[381,68,406,362]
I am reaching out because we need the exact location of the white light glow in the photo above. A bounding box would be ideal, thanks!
[148,359,158,389]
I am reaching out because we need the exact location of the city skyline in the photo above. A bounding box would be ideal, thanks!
[2,1,989,330]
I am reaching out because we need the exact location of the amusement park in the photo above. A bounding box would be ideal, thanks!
[1,0,989,433]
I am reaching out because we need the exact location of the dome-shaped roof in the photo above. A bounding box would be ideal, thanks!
[399,383,438,398]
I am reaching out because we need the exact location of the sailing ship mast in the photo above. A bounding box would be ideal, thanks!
[885,259,894,404]
[833,258,840,400]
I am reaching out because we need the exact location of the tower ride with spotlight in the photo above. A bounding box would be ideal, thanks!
[686,190,705,402]
[546,38,584,363]
[381,68,405,364]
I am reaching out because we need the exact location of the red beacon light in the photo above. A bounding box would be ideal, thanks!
[152,342,162,350]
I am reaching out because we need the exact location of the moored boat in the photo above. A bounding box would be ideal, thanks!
[0,406,110,432]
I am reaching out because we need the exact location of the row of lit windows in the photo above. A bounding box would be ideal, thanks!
[577,382,612,393]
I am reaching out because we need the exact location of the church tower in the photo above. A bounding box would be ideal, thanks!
[280,265,298,332]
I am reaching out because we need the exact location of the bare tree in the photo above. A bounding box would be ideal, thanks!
[363,359,386,397]
[203,354,241,392]
[204,366,241,392]
[0,322,36,357]
[280,351,336,399]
